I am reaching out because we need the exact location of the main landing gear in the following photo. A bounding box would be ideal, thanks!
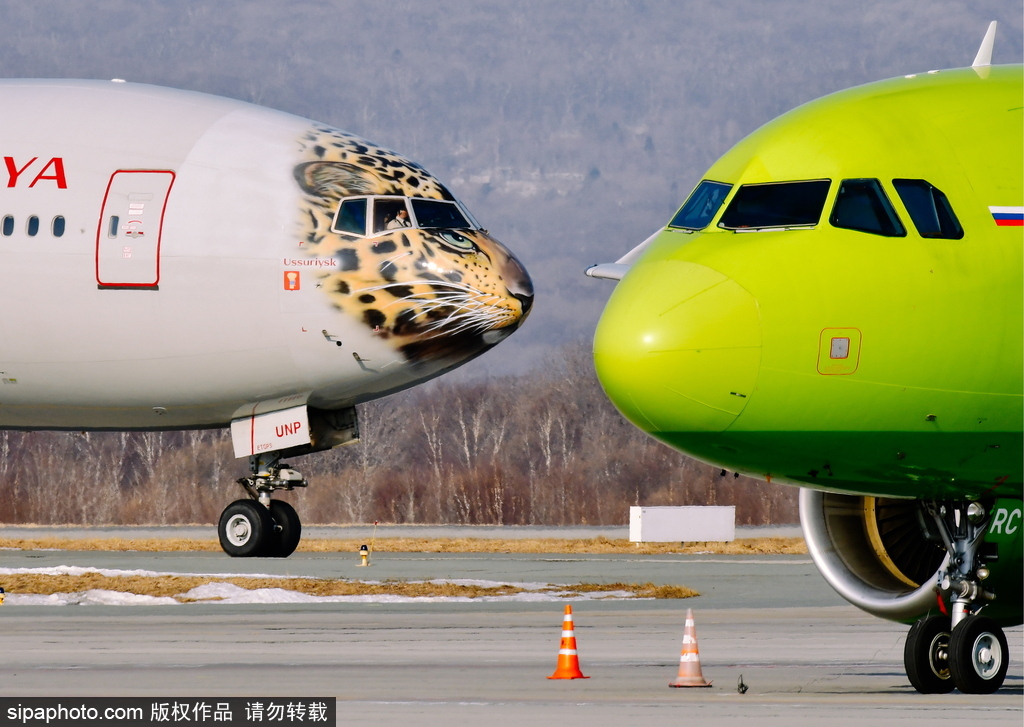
[903,500,1008,694]
[217,452,307,558]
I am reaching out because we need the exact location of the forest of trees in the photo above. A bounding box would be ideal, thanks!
[0,343,797,526]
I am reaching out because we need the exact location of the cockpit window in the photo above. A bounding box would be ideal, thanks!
[718,180,831,230]
[332,196,474,236]
[334,198,367,235]
[410,199,471,229]
[669,180,732,230]
[829,179,905,237]
[373,197,411,233]
[892,179,964,240]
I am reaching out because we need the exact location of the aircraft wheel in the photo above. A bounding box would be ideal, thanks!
[949,616,1008,694]
[904,615,953,693]
[218,499,272,557]
[266,500,302,558]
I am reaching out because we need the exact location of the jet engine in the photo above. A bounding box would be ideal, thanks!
[800,489,949,622]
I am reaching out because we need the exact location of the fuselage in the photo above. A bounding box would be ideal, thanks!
[594,65,1023,501]
[0,80,532,431]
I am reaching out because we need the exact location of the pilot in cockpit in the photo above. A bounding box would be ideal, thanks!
[386,208,411,229]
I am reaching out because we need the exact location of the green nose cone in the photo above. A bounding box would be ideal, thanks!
[593,260,762,437]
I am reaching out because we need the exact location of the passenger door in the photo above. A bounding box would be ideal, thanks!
[96,170,175,288]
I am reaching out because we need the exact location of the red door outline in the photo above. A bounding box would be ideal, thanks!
[95,170,175,288]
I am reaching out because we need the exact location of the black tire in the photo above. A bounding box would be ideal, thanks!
[218,499,273,557]
[949,616,1009,694]
[266,500,302,558]
[904,615,954,693]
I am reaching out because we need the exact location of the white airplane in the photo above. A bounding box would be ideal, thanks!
[0,79,533,557]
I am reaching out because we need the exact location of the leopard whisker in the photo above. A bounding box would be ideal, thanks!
[421,309,494,331]
[354,279,482,296]
[388,292,481,310]
[423,309,509,335]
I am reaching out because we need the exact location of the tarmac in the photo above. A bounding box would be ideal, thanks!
[0,528,1020,726]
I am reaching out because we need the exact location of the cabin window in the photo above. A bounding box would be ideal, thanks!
[669,180,732,230]
[829,179,905,237]
[52,215,66,237]
[373,197,411,233]
[1,216,12,236]
[26,216,39,237]
[333,198,368,236]
[410,199,471,229]
[718,180,831,230]
[892,179,964,239]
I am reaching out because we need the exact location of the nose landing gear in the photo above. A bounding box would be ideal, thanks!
[948,615,1009,694]
[904,614,953,693]
[217,452,307,558]
[903,500,1008,694]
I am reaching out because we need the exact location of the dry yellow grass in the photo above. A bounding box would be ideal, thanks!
[0,535,806,555]
[0,573,697,601]
[0,533,796,601]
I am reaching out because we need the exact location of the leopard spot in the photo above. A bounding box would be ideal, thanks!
[386,285,413,299]
[359,294,376,304]
[337,249,360,271]
[393,308,420,335]
[372,240,397,254]
[380,260,398,282]
[363,309,386,329]
[335,280,351,295]
[426,305,455,321]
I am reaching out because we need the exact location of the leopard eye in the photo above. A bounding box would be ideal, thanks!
[437,230,475,251]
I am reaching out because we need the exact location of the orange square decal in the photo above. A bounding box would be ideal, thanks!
[817,328,861,375]
[284,270,300,291]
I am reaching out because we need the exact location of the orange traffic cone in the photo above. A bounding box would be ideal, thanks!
[669,608,712,687]
[548,604,589,679]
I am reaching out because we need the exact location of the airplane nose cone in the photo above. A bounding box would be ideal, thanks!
[593,260,761,437]
[496,243,534,322]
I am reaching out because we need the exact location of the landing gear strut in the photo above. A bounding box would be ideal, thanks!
[217,452,307,558]
[903,500,1007,694]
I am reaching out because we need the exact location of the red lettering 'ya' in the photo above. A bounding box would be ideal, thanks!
[4,156,38,188]
[29,157,68,189]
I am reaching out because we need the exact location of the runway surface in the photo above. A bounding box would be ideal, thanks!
[0,543,1020,726]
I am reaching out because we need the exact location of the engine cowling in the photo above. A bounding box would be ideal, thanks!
[800,489,949,623]
[801,489,1024,625]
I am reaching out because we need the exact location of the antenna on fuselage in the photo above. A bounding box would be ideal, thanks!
[972,21,996,67]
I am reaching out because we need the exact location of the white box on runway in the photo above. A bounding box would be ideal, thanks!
[629,506,735,542]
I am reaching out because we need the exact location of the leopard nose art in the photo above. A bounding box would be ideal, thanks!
[475,236,533,345]
[485,233,534,324]
[505,256,534,318]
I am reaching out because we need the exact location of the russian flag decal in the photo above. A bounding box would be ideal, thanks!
[989,206,1024,226]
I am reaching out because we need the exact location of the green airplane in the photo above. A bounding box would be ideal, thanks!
[590,22,1022,694]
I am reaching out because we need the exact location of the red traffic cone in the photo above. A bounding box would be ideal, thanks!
[669,608,712,687]
[548,604,589,679]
